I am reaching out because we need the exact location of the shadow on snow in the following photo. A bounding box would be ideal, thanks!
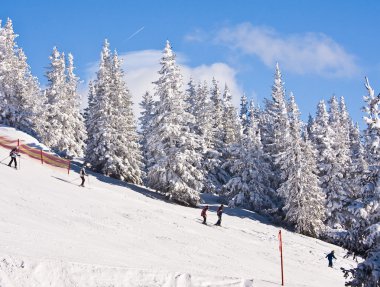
[66,160,273,226]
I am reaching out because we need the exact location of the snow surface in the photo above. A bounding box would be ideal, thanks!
[0,127,357,286]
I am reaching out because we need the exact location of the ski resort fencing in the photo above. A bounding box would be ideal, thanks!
[0,135,70,174]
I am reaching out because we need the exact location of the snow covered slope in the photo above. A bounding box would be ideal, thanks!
[0,127,356,286]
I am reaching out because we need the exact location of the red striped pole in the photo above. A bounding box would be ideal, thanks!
[278,230,284,286]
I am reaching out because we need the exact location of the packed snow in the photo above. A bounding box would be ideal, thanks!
[0,127,357,286]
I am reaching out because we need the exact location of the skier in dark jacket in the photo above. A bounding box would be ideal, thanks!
[8,147,20,168]
[79,166,88,187]
[215,204,224,226]
[201,205,208,224]
[326,250,336,267]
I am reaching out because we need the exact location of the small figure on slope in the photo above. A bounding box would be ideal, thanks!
[8,147,20,169]
[79,165,88,187]
[326,250,337,268]
[215,204,224,226]
[201,205,208,224]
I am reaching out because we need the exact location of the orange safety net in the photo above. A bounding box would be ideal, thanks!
[0,135,70,173]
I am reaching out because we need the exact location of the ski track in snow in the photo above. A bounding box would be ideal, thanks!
[0,127,357,286]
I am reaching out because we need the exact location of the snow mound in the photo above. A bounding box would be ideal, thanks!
[0,255,255,287]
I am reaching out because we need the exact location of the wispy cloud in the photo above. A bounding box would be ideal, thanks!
[184,28,207,43]
[185,23,359,78]
[81,49,242,118]
[214,23,359,78]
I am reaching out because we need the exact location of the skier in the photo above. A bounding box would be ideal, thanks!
[79,165,88,187]
[8,147,20,168]
[201,205,208,224]
[326,250,337,268]
[215,204,224,226]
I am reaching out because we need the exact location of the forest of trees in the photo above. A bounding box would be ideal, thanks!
[1,18,379,286]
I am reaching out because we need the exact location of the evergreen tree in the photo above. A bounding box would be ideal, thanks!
[224,99,276,213]
[185,78,196,116]
[203,78,229,193]
[0,18,43,137]
[86,40,143,184]
[310,101,335,202]
[43,48,86,157]
[311,98,353,229]
[325,96,353,229]
[139,91,155,171]
[335,96,353,174]
[220,84,242,188]
[306,114,315,141]
[84,80,95,130]
[278,94,325,236]
[240,93,249,135]
[342,121,367,234]
[193,81,213,146]
[222,84,241,145]
[85,40,113,171]
[341,98,366,208]
[343,77,380,287]
[109,52,143,183]
[191,81,220,193]
[261,63,291,201]
[210,77,224,146]
[43,47,68,151]
[248,99,260,128]
[363,77,380,166]
[349,121,367,181]
[62,53,87,157]
[146,40,203,206]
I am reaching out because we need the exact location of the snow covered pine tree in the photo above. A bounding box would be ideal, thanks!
[146,41,203,206]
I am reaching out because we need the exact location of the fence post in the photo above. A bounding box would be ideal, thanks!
[17,139,20,147]
[67,161,70,175]
[40,149,43,164]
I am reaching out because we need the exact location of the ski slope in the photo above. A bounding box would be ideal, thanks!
[0,127,357,286]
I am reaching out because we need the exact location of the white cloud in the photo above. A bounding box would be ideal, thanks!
[215,23,359,78]
[81,49,242,119]
[184,29,207,43]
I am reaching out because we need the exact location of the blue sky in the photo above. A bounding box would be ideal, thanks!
[2,0,380,126]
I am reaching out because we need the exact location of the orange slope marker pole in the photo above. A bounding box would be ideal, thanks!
[278,230,284,286]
